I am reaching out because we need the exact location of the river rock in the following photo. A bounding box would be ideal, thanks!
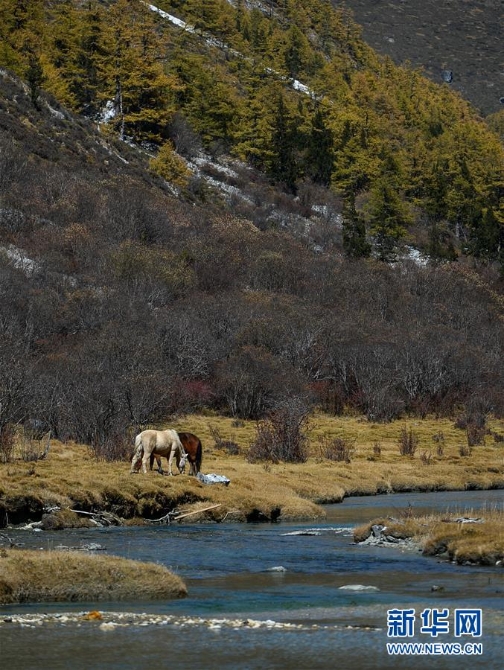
[338,584,379,592]
[197,473,230,486]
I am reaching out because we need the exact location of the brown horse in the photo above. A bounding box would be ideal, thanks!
[151,432,202,476]
[130,429,187,475]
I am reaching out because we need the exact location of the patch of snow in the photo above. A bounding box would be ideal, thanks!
[146,4,317,99]
[46,103,65,120]
[146,4,192,31]
[98,100,117,124]
[1,244,40,276]
[404,246,429,266]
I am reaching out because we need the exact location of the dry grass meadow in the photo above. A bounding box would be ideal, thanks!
[1,413,503,526]
[1,413,503,603]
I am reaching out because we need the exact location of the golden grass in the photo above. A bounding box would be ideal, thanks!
[0,413,503,526]
[0,549,187,605]
[354,507,504,566]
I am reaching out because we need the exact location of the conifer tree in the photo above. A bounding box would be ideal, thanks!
[283,25,310,79]
[98,0,176,142]
[342,192,371,259]
[306,105,334,187]
[269,90,301,192]
[367,178,410,262]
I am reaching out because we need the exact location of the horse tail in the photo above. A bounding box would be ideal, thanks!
[131,433,144,472]
[195,439,202,473]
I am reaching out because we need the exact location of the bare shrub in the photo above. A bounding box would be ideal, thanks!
[492,431,504,443]
[454,410,487,432]
[432,431,445,457]
[247,398,310,463]
[459,444,472,457]
[209,425,240,455]
[0,424,15,463]
[319,434,355,463]
[90,433,131,462]
[398,427,419,457]
[466,424,486,447]
[19,429,51,462]
[420,450,432,465]
[373,442,382,458]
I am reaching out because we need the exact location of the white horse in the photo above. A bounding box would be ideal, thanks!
[130,429,187,475]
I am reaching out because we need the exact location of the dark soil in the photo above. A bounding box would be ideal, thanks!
[341,0,504,116]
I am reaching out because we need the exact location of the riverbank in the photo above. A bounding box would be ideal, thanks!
[354,507,504,567]
[0,549,187,605]
[1,414,503,529]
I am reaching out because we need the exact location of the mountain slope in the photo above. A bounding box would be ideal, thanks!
[1,1,504,454]
[340,0,504,116]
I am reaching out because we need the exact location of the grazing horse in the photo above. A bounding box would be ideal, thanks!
[151,432,203,476]
[130,429,187,475]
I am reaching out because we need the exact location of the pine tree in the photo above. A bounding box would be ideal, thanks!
[306,105,334,187]
[367,178,410,262]
[98,0,176,142]
[269,90,300,192]
[342,192,371,258]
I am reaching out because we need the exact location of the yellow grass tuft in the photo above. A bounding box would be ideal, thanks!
[354,507,504,566]
[0,549,187,605]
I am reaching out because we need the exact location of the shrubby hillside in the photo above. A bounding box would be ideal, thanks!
[1,0,504,457]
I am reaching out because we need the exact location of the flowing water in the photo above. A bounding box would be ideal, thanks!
[1,490,503,669]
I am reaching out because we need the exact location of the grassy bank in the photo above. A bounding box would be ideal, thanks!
[1,414,503,527]
[354,506,504,567]
[0,549,187,605]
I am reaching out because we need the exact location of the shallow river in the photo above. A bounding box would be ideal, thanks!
[1,490,503,669]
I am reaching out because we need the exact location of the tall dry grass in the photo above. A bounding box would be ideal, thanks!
[354,505,504,566]
[0,549,187,604]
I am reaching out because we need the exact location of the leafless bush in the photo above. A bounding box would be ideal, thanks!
[373,442,382,458]
[466,424,486,447]
[492,431,504,443]
[454,410,487,432]
[167,113,202,159]
[209,425,240,455]
[319,434,355,463]
[398,427,419,457]
[19,429,51,462]
[0,425,15,463]
[432,431,445,457]
[420,450,432,465]
[90,433,131,462]
[247,398,310,463]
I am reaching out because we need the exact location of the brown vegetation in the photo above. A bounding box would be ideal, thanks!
[0,414,503,528]
[0,549,187,605]
[354,507,504,567]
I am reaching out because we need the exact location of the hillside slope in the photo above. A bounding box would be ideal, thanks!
[1,1,504,456]
[341,0,504,116]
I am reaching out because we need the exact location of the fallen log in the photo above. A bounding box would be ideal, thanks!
[147,503,222,524]
[173,504,222,521]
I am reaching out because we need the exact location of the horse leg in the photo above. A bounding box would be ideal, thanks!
[150,453,163,474]
[168,447,175,476]
[141,448,150,474]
